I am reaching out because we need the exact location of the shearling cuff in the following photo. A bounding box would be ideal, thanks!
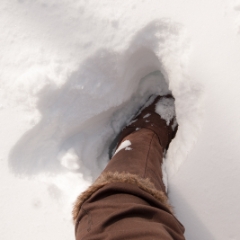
[72,171,172,223]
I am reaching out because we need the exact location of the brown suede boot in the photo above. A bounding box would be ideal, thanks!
[73,95,185,240]
[112,94,177,154]
[102,95,177,194]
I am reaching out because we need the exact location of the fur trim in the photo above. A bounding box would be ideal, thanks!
[72,171,172,223]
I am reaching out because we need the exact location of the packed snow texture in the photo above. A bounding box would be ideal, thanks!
[155,97,176,125]
[2,0,240,240]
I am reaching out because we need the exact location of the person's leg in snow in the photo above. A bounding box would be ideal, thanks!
[73,95,185,240]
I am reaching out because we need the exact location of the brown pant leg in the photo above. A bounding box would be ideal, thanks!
[74,129,185,240]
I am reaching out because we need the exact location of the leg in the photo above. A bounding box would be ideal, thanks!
[73,96,185,240]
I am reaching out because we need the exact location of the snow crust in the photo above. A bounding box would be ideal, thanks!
[2,0,240,240]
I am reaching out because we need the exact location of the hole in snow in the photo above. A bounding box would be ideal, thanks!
[9,20,203,183]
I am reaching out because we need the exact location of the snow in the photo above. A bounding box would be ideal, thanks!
[1,0,240,239]
[143,113,151,118]
[114,140,132,155]
[125,147,132,151]
[58,148,80,170]
[155,97,176,125]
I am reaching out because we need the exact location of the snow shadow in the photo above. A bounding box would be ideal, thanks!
[169,185,215,240]
[9,19,202,181]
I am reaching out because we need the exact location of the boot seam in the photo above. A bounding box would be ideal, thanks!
[143,132,155,179]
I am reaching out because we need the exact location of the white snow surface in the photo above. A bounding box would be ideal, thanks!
[1,0,240,239]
